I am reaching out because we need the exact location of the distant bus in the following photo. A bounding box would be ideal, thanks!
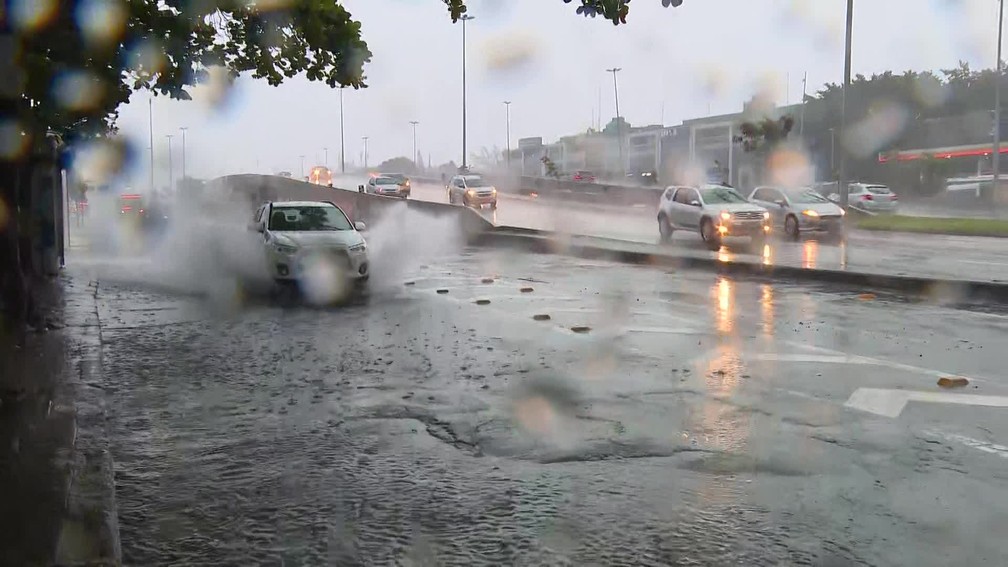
[308,166,333,186]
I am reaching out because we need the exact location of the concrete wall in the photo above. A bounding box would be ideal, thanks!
[205,174,494,242]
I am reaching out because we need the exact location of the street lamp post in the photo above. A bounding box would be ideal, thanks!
[339,87,346,173]
[179,127,188,180]
[324,147,328,168]
[362,137,369,169]
[994,0,1005,201]
[606,67,624,176]
[165,134,174,192]
[838,0,853,211]
[409,121,419,169]
[460,14,475,171]
[148,97,154,192]
[299,155,305,178]
[503,101,511,169]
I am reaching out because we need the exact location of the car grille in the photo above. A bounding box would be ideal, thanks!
[477,190,494,197]
[733,211,764,220]
[819,214,842,220]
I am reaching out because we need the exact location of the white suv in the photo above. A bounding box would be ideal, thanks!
[656,185,770,250]
[250,200,369,285]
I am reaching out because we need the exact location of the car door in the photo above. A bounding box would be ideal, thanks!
[682,188,704,228]
[667,187,689,228]
[757,188,788,226]
[453,177,466,200]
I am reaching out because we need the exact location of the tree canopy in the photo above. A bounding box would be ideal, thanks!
[3,0,681,151]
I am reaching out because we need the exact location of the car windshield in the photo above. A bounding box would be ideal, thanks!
[382,174,406,183]
[375,176,398,185]
[464,176,488,187]
[784,189,831,204]
[268,205,351,231]
[700,187,747,204]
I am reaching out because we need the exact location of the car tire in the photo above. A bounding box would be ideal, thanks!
[785,215,800,241]
[490,201,497,210]
[700,218,721,250]
[658,214,673,243]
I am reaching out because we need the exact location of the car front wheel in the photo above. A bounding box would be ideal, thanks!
[700,218,721,250]
[785,215,800,241]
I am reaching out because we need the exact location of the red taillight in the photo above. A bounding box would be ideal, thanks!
[862,194,873,201]
[891,194,898,200]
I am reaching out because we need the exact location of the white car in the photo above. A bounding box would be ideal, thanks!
[447,174,498,209]
[364,174,409,198]
[250,200,369,285]
[657,185,771,250]
[749,186,846,240]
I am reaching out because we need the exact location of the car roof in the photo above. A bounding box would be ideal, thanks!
[269,200,337,208]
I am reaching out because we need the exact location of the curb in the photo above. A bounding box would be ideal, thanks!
[55,279,122,566]
[474,228,1008,304]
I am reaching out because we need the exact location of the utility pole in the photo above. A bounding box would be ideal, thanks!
[409,121,419,169]
[148,97,154,192]
[503,101,511,169]
[339,87,346,173]
[299,154,305,178]
[165,134,174,192]
[179,127,188,180]
[460,14,475,170]
[362,137,369,169]
[994,0,1005,201]
[838,0,853,211]
[800,72,807,137]
[324,147,328,168]
[606,67,624,176]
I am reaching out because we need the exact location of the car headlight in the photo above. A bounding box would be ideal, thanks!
[802,209,819,217]
[719,211,732,221]
[466,189,475,196]
[349,242,366,252]
[491,187,497,195]
[274,243,298,255]
[839,208,846,216]
[763,211,770,220]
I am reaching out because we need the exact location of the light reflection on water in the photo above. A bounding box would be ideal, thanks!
[802,239,818,269]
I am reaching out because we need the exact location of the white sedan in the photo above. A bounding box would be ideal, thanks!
[250,201,369,287]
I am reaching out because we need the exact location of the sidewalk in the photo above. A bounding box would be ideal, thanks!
[0,274,119,565]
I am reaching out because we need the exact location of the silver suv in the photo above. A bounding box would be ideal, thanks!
[657,185,770,250]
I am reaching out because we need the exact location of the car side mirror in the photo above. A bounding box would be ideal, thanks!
[689,200,702,207]
[354,221,367,232]
[775,199,787,207]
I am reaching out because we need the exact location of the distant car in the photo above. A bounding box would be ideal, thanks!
[657,184,770,249]
[572,170,596,183]
[277,171,293,178]
[250,200,369,285]
[749,186,846,240]
[364,174,408,198]
[379,172,411,197]
[308,166,333,186]
[828,183,898,213]
[447,174,497,209]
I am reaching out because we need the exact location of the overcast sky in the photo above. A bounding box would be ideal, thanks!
[112,0,999,185]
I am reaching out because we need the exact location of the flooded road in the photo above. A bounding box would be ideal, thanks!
[86,249,1008,565]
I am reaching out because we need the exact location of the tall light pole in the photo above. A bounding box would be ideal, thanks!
[606,67,624,176]
[179,127,188,180]
[165,134,174,192]
[362,136,369,169]
[148,97,155,192]
[838,0,853,210]
[994,0,1005,201]
[503,100,511,169]
[459,14,475,171]
[409,121,419,169]
[299,154,305,178]
[339,87,346,173]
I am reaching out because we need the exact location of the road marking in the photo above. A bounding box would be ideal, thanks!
[922,430,1008,459]
[748,353,872,365]
[845,387,1008,418]
[782,340,987,384]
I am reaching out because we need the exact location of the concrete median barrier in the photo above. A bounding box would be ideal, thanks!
[206,174,493,242]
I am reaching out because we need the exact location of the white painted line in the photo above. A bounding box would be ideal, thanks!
[624,326,702,335]
[782,340,987,384]
[747,353,872,365]
[845,387,1008,418]
[923,430,1008,459]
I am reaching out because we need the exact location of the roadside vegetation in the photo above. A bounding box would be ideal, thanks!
[855,215,1008,237]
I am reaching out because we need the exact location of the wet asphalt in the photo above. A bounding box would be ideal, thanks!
[79,244,1008,566]
[365,179,1008,285]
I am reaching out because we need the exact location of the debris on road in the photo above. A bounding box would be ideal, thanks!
[481,278,494,284]
[937,376,970,389]
[475,299,491,305]
[436,289,449,294]
[570,326,592,334]
[858,293,877,301]
[532,314,551,321]
[520,287,534,293]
